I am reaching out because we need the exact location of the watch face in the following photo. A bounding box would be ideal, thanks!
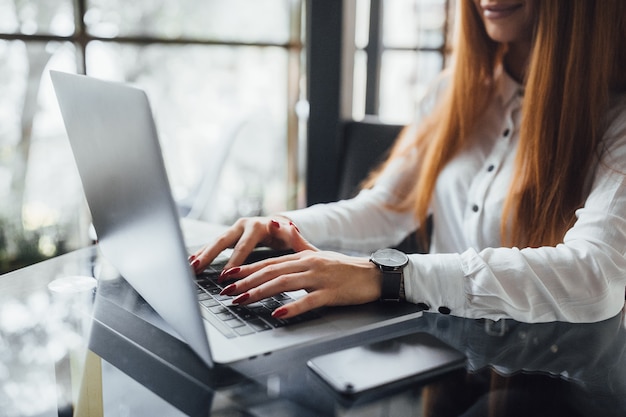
[371,248,408,268]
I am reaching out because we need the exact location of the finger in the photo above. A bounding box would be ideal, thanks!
[218,249,301,285]
[286,222,318,252]
[229,257,309,294]
[224,235,261,271]
[222,219,271,270]
[262,218,317,253]
[271,291,328,319]
[232,274,343,319]
[191,227,244,273]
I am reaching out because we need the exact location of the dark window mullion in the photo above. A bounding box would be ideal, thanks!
[364,0,383,116]
[75,0,87,73]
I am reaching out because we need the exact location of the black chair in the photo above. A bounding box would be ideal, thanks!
[337,118,404,200]
[336,117,431,254]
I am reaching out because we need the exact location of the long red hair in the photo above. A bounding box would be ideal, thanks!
[369,0,626,248]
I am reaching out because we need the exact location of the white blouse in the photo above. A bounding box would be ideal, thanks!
[285,69,626,323]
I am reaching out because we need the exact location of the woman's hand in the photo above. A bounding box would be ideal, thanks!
[189,216,314,274]
[218,250,383,319]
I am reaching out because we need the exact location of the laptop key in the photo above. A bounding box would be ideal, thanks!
[216,311,236,321]
[273,293,292,301]
[200,298,220,308]
[209,305,229,314]
[248,319,272,332]
[287,310,322,324]
[224,318,246,329]
[234,326,255,336]
[261,299,282,310]
[214,294,231,302]
[228,306,255,321]
[261,315,289,328]
[198,306,236,339]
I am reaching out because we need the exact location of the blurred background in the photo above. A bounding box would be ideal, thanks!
[0,0,454,273]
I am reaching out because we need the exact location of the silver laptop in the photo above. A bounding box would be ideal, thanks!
[50,70,423,368]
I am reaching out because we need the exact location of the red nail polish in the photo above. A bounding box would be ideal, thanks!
[272,307,288,319]
[220,267,240,278]
[289,221,300,233]
[188,254,196,262]
[191,259,200,271]
[270,219,280,228]
[220,283,237,296]
[232,293,250,304]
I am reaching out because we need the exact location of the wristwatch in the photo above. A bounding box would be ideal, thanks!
[370,248,409,302]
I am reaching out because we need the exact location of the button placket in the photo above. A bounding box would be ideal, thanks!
[465,111,516,242]
[487,114,516,176]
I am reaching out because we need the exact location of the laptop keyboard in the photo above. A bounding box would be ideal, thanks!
[195,265,320,339]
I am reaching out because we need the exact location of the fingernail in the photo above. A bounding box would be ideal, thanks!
[272,307,288,319]
[220,283,237,296]
[289,221,300,233]
[219,267,240,278]
[188,254,196,262]
[232,293,250,304]
[191,259,200,271]
[270,219,280,229]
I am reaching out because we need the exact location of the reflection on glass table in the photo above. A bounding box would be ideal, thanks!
[0,249,97,417]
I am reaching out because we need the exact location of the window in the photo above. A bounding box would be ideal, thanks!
[0,0,455,273]
[305,0,455,205]
[0,0,304,272]
[352,0,454,123]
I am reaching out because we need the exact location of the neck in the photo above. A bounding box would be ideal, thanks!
[504,41,531,84]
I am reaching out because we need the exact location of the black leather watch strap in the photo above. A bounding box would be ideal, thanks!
[380,269,403,302]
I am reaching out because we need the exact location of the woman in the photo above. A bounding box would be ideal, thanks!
[190,0,626,323]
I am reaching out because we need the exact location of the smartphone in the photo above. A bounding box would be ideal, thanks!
[307,332,465,396]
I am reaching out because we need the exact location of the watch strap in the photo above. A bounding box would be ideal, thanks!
[380,268,403,302]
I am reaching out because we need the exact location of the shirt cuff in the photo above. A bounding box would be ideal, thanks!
[404,253,467,316]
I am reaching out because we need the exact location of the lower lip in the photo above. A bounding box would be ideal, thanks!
[483,5,522,19]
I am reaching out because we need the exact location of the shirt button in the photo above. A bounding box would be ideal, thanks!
[487,164,495,172]
[503,128,511,137]
[438,306,451,315]
[472,204,479,212]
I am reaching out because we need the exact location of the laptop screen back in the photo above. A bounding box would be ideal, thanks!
[51,71,213,367]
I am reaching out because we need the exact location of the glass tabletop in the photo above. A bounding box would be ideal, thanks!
[2,245,626,417]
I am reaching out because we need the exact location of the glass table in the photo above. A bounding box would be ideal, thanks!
[2,227,626,417]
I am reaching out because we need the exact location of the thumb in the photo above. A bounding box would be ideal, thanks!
[288,222,318,252]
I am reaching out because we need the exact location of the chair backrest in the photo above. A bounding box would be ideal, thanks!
[337,118,404,200]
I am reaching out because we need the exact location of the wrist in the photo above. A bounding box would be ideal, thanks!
[370,248,409,302]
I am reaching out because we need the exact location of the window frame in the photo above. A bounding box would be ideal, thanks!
[305,0,453,205]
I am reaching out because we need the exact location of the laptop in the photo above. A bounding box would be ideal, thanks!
[50,70,424,368]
